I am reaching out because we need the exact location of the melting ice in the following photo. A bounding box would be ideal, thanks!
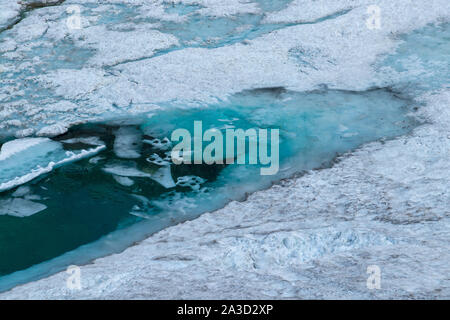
[0,0,448,295]
[0,87,416,280]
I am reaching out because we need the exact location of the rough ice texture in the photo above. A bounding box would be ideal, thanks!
[0,0,450,299]
[182,0,261,17]
[0,1,63,31]
[1,0,449,137]
[0,1,21,31]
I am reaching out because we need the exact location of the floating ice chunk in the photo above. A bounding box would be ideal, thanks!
[23,194,42,201]
[114,127,142,159]
[103,162,175,188]
[12,186,30,198]
[143,137,172,151]
[0,198,47,217]
[113,175,135,187]
[151,166,176,189]
[176,175,206,191]
[103,163,151,178]
[146,153,171,166]
[0,138,105,192]
[89,156,105,164]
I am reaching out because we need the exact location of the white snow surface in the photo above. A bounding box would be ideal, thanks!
[0,1,21,31]
[1,0,449,136]
[0,0,450,299]
[0,1,62,31]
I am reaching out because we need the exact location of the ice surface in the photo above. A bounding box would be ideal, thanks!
[103,161,176,188]
[0,1,21,31]
[176,176,206,191]
[151,165,176,189]
[146,153,171,166]
[112,175,134,187]
[103,162,151,178]
[0,198,47,217]
[1,0,448,137]
[0,1,64,31]
[0,0,449,299]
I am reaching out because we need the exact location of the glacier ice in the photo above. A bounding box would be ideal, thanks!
[0,0,449,299]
